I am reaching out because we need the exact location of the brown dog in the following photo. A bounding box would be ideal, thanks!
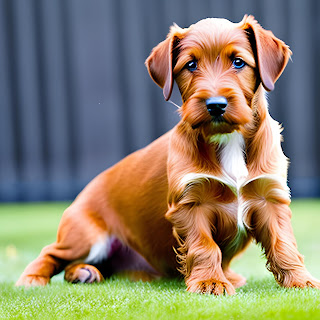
[16,15,320,295]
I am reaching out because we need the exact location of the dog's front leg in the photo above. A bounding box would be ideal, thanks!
[166,203,235,295]
[243,180,320,289]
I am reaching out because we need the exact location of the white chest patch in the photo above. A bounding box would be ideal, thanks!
[215,131,248,187]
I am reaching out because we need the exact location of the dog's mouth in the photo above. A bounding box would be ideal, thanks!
[210,119,239,134]
[192,113,238,134]
[210,114,226,124]
[189,108,231,130]
[208,107,243,134]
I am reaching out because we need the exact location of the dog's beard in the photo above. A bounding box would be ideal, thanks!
[180,96,252,134]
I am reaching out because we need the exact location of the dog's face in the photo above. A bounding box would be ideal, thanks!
[146,16,291,135]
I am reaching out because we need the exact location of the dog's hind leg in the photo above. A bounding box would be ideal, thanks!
[64,237,161,284]
[16,205,108,287]
[63,236,118,284]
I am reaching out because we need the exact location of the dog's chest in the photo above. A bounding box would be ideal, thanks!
[181,132,250,253]
[211,132,249,253]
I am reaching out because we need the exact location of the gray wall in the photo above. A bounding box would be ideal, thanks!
[0,0,319,201]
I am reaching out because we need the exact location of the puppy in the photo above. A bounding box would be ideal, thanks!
[16,15,320,295]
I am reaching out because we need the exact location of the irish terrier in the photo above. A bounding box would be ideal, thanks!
[16,15,320,295]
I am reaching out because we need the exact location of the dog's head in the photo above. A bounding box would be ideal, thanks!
[146,15,291,135]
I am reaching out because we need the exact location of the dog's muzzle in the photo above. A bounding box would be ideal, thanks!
[206,96,228,117]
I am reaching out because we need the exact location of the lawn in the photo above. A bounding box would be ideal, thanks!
[0,200,320,319]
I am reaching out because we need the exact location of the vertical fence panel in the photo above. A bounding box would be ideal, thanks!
[10,0,47,200]
[36,0,74,200]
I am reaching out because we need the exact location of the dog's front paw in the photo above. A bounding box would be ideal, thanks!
[16,275,50,287]
[282,273,320,289]
[64,264,104,284]
[187,278,236,295]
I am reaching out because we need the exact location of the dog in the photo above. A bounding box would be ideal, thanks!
[16,15,320,295]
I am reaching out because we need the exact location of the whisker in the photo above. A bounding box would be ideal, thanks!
[168,99,181,109]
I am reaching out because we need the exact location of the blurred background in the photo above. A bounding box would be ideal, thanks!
[0,0,319,202]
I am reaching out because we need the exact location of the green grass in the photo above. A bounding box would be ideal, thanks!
[1,200,320,319]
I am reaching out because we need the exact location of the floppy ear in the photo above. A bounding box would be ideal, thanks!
[241,15,292,91]
[145,24,186,101]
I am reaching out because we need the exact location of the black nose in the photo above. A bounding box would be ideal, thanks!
[206,96,228,117]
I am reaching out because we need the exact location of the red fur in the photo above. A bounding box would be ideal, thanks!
[16,16,320,295]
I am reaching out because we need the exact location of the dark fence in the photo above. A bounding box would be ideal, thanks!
[0,0,319,201]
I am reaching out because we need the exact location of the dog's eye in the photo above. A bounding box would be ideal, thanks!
[185,60,197,72]
[232,58,246,69]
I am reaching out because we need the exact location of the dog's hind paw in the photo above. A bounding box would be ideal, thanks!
[187,278,236,295]
[16,275,50,287]
[64,264,104,284]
